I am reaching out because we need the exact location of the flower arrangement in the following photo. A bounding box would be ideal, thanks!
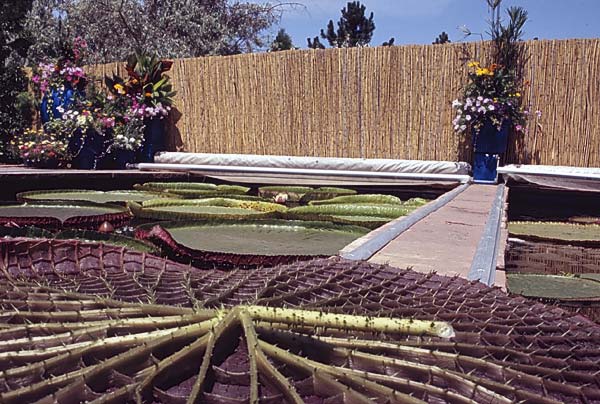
[105,51,175,120]
[452,61,526,134]
[31,37,89,99]
[452,2,538,137]
[16,128,69,168]
[110,117,146,151]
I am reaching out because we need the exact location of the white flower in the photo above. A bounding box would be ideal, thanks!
[454,124,460,130]
[471,107,476,112]
[452,99,461,107]
[483,98,490,103]
[465,115,472,121]
[478,106,486,113]
[488,105,495,111]
[129,137,136,143]
[460,124,467,131]
[477,96,483,101]
[116,134,124,139]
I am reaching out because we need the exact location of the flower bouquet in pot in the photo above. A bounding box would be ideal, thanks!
[452,2,533,183]
[105,51,176,163]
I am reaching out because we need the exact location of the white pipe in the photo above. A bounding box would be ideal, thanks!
[137,163,471,183]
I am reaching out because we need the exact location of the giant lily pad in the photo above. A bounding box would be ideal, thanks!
[299,186,357,203]
[309,193,403,206]
[288,203,413,218]
[134,182,250,198]
[507,273,600,301]
[17,189,169,204]
[131,198,286,221]
[0,202,131,229]
[0,238,598,403]
[509,221,600,246]
[136,219,368,268]
[258,185,314,202]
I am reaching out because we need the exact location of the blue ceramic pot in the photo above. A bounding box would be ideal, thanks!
[138,118,166,163]
[40,87,76,123]
[472,119,510,183]
[114,149,136,169]
[473,119,510,154]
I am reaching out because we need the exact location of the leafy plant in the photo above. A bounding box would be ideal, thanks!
[105,50,176,110]
[452,0,535,135]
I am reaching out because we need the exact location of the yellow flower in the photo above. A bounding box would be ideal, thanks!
[475,68,493,76]
[113,83,126,95]
[515,92,521,97]
[468,61,480,68]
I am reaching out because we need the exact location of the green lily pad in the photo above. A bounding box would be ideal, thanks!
[288,204,413,218]
[136,219,368,268]
[131,198,285,221]
[309,194,403,206]
[258,186,314,202]
[507,273,600,300]
[299,187,357,203]
[17,189,167,204]
[509,221,600,246]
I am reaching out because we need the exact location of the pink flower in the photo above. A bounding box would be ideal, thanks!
[515,124,523,132]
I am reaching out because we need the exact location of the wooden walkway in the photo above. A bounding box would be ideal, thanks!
[368,184,506,288]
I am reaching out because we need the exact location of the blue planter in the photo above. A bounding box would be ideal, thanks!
[138,118,166,163]
[114,149,136,169]
[472,119,510,183]
[69,128,107,170]
[473,119,510,154]
[40,87,76,123]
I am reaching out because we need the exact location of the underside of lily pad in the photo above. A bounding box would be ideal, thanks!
[136,219,368,268]
[0,238,598,403]
[17,189,170,204]
[0,202,131,229]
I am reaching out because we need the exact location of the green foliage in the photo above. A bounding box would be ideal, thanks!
[308,1,376,48]
[0,0,33,162]
[270,28,294,51]
[25,0,284,64]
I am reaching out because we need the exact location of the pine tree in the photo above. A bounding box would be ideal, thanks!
[308,1,375,48]
[433,31,451,44]
[270,28,294,51]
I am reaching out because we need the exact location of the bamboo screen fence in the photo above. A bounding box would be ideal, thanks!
[87,38,600,166]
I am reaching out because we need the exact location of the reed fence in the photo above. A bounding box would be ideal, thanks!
[87,38,600,166]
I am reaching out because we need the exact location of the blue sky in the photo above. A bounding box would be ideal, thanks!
[268,0,599,48]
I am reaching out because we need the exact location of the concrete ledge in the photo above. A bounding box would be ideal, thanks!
[467,184,506,286]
